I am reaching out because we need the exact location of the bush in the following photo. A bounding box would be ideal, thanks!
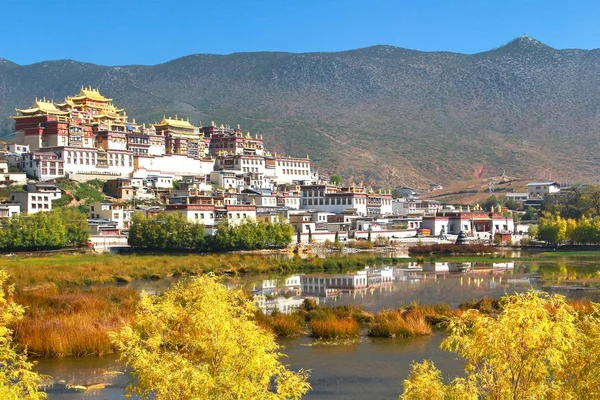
[347,240,374,249]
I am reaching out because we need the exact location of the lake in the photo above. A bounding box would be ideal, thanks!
[35,254,600,399]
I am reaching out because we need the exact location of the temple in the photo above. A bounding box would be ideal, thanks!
[9,87,316,186]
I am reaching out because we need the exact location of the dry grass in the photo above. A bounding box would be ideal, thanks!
[568,299,595,313]
[368,309,432,338]
[2,253,388,289]
[13,285,137,358]
[255,312,305,337]
[310,316,359,339]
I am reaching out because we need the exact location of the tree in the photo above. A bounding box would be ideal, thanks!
[329,175,342,186]
[111,275,310,400]
[0,271,47,400]
[537,212,568,245]
[401,291,600,399]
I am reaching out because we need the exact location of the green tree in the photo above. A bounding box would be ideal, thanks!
[537,212,568,245]
[0,271,47,399]
[111,275,310,399]
[401,291,600,399]
[57,208,89,246]
[329,175,342,186]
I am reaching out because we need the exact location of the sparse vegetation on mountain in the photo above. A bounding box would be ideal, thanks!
[2,36,598,187]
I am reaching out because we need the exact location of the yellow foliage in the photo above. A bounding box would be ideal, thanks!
[401,291,600,399]
[0,270,47,399]
[111,274,310,399]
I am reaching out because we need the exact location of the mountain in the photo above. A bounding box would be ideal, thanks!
[1,36,600,188]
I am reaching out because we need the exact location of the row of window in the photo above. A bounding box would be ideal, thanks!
[41,169,64,176]
[191,212,248,220]
[282,169,309,175]
[242,167,260,173]
[302,197,358,206]
[29,195,49,201]
[277,161,309,168]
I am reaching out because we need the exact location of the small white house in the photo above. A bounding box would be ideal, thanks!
[526,182,560,198]
[506,192,529,202]
[0,204,21,219]
[88,202,134,231]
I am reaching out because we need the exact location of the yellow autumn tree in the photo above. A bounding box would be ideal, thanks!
[111,274,310,400]
[0,270,47,400]
[401,291,600,399]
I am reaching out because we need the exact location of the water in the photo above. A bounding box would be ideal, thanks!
[281,332,462,400]
[34,255,600,399]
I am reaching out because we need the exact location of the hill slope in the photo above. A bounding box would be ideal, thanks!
[1,36,599,188]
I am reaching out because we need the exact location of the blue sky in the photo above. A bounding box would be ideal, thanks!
[2,0,599,66]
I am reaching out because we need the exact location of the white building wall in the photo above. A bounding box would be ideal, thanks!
[10,191,60,215]
[136,154,214,178]
[273,159,312,184]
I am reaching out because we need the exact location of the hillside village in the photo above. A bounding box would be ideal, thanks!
[0,87,561,250]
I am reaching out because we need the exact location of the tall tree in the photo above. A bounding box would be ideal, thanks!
[111,275,310,399]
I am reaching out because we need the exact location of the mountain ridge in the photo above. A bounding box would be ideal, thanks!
[1,36,599,188]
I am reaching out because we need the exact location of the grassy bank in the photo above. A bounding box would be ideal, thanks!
[2,253,409,289]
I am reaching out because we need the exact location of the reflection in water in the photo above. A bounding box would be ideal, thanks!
[249,262,530,314]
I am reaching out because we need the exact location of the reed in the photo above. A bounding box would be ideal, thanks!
[13,285,137,358]
[368,309,432,338]
[310,316,359,339]
[255,311,305,337]
[568,299,595,313]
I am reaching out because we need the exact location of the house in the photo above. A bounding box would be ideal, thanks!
[0,204,21,219]
[104,178,135,200]
[87,218,120,236]
[22,152,65,181]
[0,160,26,186]
[421,208,515,239]
[88,201,134,231]
[299,184,368,216]
[10,183,61,214]
[506,192,529,202]
[392,198,441,216]
[398,187,417,198]
[526,182,560,198]
[164,203,257,232]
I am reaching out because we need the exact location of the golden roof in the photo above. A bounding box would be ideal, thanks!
[15,99,69,116]
[55,97,75,107]
[155,116,196,129]
[71,86,111,102]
